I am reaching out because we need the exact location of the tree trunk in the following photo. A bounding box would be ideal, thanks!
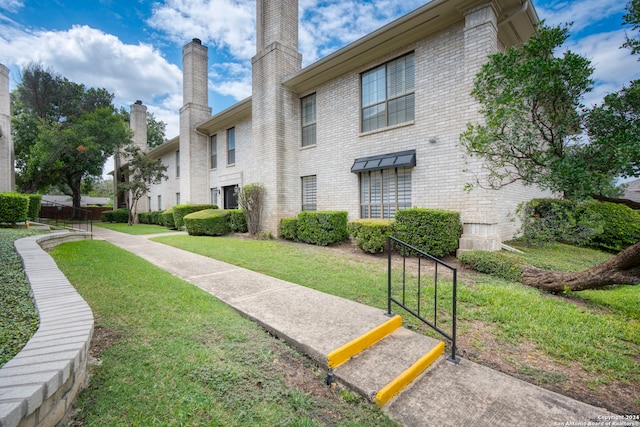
[521,241,640,292]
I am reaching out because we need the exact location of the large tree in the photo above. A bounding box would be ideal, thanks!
[459,23,640,199]
[12,64,131,211]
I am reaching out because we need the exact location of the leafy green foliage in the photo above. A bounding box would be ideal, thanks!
[296,211,348,246]
[26,194,42,220]
[279,218,298,240]
[171,204,218,229]
[392,208,462,257]
[162,207,177,229]
[459,23,636,199]
[100,208,129,223]
[458,250,523,282]
[137,211,164,225]
[623,0,640,56]
[0,229,40,368]
[227,209,248,232]
[236,183,265,235]
[184,209,231,236]
[579,200,640,252]
[0,192,29,224]
[348,219,393,253]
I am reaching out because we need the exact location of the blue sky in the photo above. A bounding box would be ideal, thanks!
[0,0,638,142]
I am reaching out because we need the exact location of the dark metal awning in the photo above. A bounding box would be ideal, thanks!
[351,149,416,173]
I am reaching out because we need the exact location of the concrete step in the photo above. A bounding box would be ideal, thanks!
[334,325,444,405]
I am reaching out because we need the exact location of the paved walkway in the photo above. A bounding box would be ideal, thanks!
[91,227,634,427]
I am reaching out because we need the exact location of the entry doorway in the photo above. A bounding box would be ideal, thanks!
[223,185,238,209]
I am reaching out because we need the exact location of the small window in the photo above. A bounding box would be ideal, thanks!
[211,187,218,205]
[176,150,180,177]
[158,195,162,210]
[360,167,411,219]
[147,196,151,212]
[361,52,415,132]
[176,192,181,205]
[301,93,316,147]
[227,127,236,165]
[301,175,317,211]
[210,135,217,169]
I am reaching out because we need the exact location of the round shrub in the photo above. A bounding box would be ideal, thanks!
[348,219,393,253]
[458,250,523,282]
[183,209,231,236]
[0,192,29,224]
[392,208,462,257]
[172,204,218,229]
[578,200,640,252]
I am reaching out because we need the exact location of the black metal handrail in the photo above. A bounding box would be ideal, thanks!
[387,236,459,363]
[38,200,93,233]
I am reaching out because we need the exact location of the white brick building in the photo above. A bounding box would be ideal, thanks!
[0,64,14,193]
[140,0,549,251]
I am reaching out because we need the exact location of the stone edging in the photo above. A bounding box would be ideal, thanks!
[0,232,94,427]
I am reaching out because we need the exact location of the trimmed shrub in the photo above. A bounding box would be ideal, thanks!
[228,209,248,233]
[348,219,393,253]
[296,211,348,246]
[279,218,298,240]
[26,194,42,220]
[100,208,129,223]
[172,204,218,229]
[138,211,164,225]
[184,209,231,236]
[392,208,462,257]
[0,192,29,224]
[162,207,177,229]
[579,200,640,253]
[458,250,523,282]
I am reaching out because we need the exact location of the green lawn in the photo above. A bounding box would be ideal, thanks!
[51,240,397,426]
[95,222,178,235]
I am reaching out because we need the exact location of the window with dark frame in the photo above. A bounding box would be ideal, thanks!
[211,187,218,205]
[301,175,317,211]
[210,135,217,169]
[158,195,162,210]
[359,167,411,219]
[361,52,415,132]
[227,127,236,165]
[176,150,180,177]
[301,93,316,147]
[176,192,180,205]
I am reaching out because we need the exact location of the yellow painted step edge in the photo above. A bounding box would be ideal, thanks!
[327,315,402,369]
[373,340,445,407]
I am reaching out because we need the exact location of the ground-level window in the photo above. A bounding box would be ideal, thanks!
[158,195,162,211]
[360,167,411,219]
[227,127,235,165]
[211,187,218,205]
[301,175,317,211]
[147,196,151,212]
[176,192,181,205]
[210,135,217,169]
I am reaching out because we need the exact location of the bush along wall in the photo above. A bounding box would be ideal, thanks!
[183,209,231,236]
[162,207,177,229]
[279,218,298,241]
[172,204,219,229]
[227,209,248,233]
[578,200,640,253]
[458,250,523,282]
[348,219,393,253]
[0,192,30,224]
[296,211,348,246]
[392,208,462,257]
[100,208,129,223]
[138,211,164,225]
[26,194,42,221]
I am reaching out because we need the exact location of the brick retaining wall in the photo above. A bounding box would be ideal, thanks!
[0,232,93,427]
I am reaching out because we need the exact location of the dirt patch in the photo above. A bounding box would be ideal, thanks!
[88,325,121,366]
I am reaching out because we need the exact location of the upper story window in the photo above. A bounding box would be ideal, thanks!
[361,52,415,132]
[210,135,217,169]
[227,127,235,165]
[301,93,316,147]
[175,150,180,177]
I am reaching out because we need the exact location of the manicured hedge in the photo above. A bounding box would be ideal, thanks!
[183,209,230,236]
[279,218,298,240]
[0,192,29,224]
[162,207,177,229]
[101,208,129,223]
[579,200,640,253]
[172,204,218,229]
[348,219,393,253]
[227,209,247,233]
[138,211,164,225]
[458,250,523,282]
[392,208,462,257]
[296,211,348,246]
[26,194,42,220]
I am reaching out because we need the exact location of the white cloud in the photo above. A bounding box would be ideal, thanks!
[0,0,22,13]
[535,0,626,33]
[0,25,182,105]
[148,0,255,60]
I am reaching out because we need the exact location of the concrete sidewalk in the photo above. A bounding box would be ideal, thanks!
[90,227,632,427]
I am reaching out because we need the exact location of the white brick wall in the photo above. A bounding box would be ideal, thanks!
[0,64,14,192]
